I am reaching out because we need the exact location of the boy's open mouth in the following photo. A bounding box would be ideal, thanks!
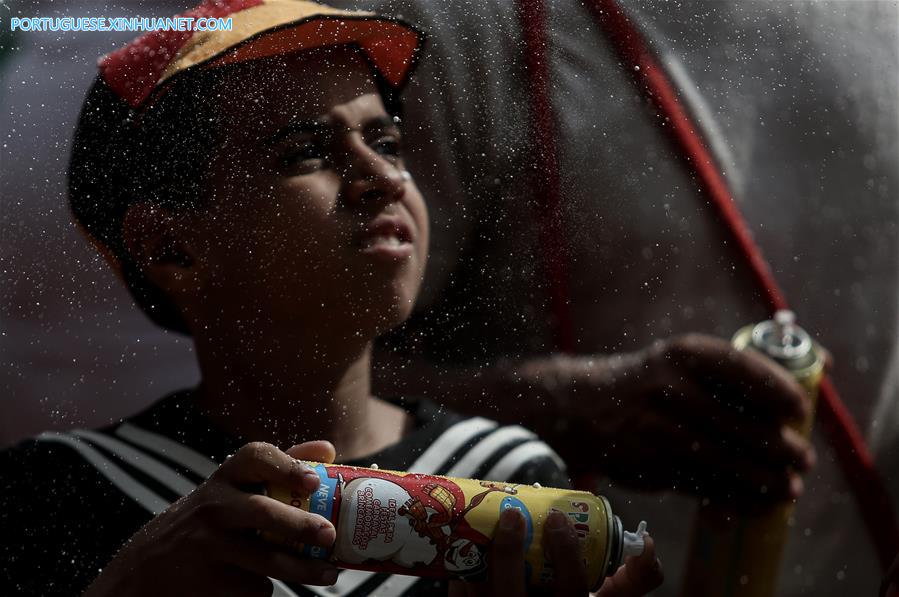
[357,215,414,258]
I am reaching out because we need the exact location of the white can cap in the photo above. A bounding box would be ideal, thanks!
[622,520,648,558]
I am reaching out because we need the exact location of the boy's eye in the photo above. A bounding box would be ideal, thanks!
[281,142,326,170]
[372,136,401,159]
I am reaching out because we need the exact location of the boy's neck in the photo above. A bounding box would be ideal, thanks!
[192,341,410,461]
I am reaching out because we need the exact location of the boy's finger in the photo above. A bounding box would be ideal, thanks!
[211,487,336,547]
[286,440,337,464]
[671,334,809,422]
[596,535,663,597]
[542,512,589,596]
[217,533,339,586]
[217,442,320,493]
[490,508,528,597]
[214,568,274,597]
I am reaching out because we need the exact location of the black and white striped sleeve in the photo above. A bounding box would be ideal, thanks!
[0,437,152,596]
[434,418,570,488]
[0,427,311,597]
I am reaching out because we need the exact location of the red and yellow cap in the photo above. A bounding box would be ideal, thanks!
[98,0,424,109]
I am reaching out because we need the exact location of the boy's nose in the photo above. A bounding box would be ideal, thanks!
[340,146,406,207]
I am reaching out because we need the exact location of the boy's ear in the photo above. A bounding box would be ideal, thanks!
[121,203,201,291]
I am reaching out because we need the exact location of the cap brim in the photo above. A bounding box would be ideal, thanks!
[206,15,421,87]
[145,10,423,109]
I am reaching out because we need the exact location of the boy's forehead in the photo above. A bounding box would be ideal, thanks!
[214,46,379,126]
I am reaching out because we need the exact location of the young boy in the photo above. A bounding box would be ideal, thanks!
[1,1,660,595]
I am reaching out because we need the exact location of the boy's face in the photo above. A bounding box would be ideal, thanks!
[183,46,429,341]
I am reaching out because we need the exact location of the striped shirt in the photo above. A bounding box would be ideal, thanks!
[0,391,568,596]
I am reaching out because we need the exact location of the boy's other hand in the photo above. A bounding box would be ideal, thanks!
[450,510,663,596]
[502,334,815,510]
[84,441,339,597]
[595,530,663,597]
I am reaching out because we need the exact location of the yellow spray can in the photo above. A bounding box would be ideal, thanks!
[267,463,648,590]
[681,310,826,597]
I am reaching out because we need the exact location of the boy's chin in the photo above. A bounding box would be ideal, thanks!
[371,299,416,336]
[369,279,420,321]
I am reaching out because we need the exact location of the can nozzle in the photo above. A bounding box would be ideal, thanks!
[750,309,815,364]
[773,309,798,344]
[622,520,648,558]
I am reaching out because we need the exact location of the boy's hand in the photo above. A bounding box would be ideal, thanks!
[377,333,816,510]
[450,510,663,596]
[84,441,339,597]
[502,334,815,509]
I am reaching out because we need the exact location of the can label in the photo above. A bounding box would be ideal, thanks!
[268,463,617,588]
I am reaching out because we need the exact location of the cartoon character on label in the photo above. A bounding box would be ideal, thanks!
[331,470,513,578]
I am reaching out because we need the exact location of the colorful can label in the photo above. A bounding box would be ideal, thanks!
[267,463,621,589]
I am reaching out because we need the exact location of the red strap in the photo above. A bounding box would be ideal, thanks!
[516,0,576,353]
[583,0,899,569]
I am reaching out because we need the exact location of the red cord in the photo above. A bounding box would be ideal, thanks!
[515,0,898,569]
[584,0,899,569]
[515,0,576,354]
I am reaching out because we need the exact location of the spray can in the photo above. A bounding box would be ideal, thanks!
[266,462,648,589]
[681,310,826,597]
